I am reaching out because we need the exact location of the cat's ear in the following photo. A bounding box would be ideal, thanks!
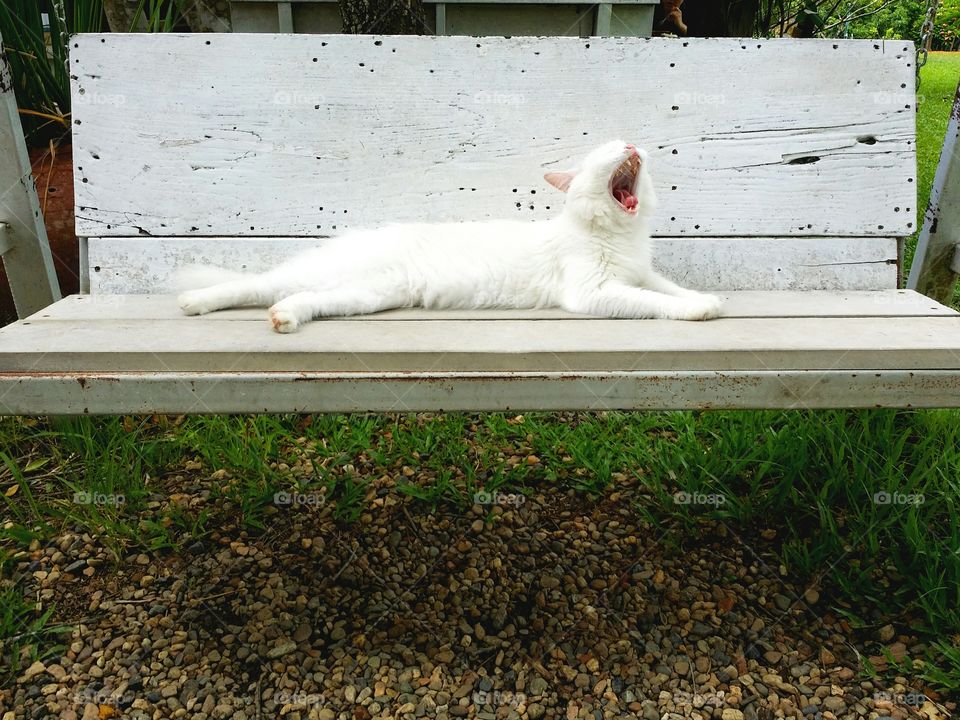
[544,170,576,193]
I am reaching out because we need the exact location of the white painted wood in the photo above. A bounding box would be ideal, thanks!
[0,33,61,317]
[277,2,294,32]
[28,291,957,322]
[907,82,960,304]
[4,313,960,373]
[595,3,613,34]
[70,35,915,239]
[2,370,959,414]
[86,236,899,294]
[0,223,11,256]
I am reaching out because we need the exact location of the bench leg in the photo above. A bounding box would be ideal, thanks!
[0,34,61,318]
[907,81,960,304]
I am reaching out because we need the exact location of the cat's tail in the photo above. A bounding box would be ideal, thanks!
[173,263,247,292]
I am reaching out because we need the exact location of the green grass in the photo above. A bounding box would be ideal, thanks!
[1,53,960,694]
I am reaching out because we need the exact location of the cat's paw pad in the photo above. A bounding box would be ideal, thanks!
[681,294,723,321]
[178,291,211,316]
[269,307,300,333]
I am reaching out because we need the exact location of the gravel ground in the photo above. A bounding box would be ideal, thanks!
[1,467,951,720]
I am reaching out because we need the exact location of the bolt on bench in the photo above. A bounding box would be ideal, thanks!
[1,34,959,414]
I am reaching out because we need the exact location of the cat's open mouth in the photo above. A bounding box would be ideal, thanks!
[610,154,641,213]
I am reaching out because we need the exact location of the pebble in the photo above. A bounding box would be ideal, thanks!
[822,696,846,713]
[63,559,87,574]
[21,661,46,682]
[641,700,659,720]
[528,677,548,696]
[268,640,298,658]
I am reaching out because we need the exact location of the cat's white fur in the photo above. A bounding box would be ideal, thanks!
[177,140,722,332]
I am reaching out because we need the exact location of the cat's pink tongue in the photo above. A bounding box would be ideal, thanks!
[614,189,638,210]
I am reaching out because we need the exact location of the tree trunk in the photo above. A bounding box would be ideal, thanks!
[181,0,232,31]
[668,0,760,36]
[102,0,144,32]
[339,0,429,34]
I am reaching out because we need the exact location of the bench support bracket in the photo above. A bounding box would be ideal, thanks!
[0,32,61,319]
[908,80,960,305]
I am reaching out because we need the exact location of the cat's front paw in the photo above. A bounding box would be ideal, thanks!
[269,307,300,333]
[678,294,722,321]
[178,290,212,316]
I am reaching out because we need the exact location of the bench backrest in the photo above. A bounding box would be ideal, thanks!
[70,35,915,293]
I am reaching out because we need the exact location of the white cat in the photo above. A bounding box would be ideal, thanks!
[177,140,722,333]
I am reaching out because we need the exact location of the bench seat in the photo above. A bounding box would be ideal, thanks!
[2,290,958,413]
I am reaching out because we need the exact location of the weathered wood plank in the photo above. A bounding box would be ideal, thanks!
[1,370,959,414]
[3,315,960,373]
[27,291,957,322]
[86,237,899,293]
[70,35,915,238]
[907,81,960,304]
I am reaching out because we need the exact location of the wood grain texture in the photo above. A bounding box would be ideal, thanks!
[28,291,956,321]
[4,310,960,373]
[70,35,916,239]
[86,236,899,293]
[2,370,960,414]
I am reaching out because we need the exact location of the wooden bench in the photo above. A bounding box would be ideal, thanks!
[2,34,959,414]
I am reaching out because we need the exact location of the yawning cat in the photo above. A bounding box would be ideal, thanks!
[177,141,722,332]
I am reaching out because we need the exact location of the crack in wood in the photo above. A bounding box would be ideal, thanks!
[800,259,898,267]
